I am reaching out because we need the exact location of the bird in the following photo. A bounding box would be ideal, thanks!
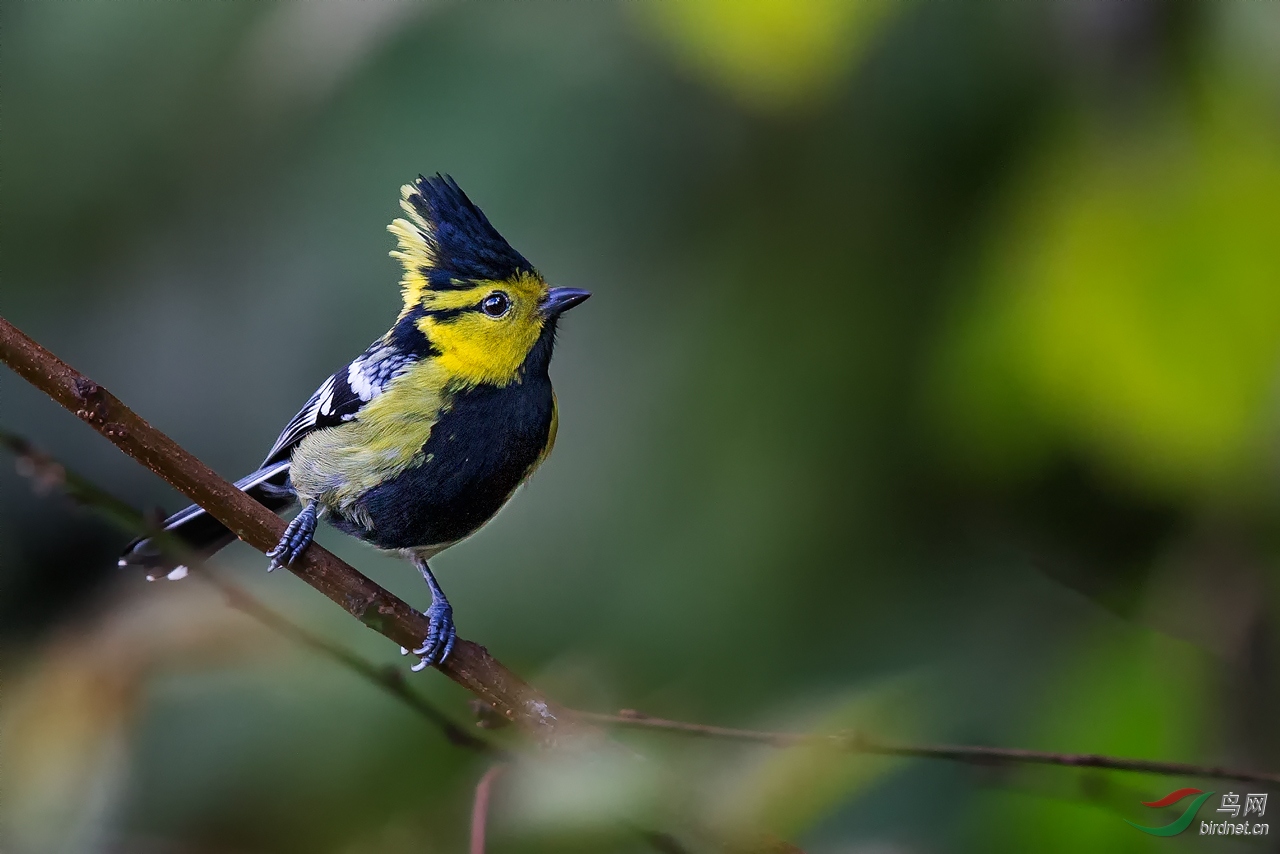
[121,174,590,668]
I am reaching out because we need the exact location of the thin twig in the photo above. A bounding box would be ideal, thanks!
[469,763,509,854]
[205,569,501,755]
[578,710,1280,786]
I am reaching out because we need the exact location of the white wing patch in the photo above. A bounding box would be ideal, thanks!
[349,346,413,403]
[348,361,377,402]
[261,346,417,466]
[316,376,337,416]
[263,374,340,465]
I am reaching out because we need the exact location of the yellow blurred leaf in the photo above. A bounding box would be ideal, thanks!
[933,90,1280,492]
[636,0,899,110]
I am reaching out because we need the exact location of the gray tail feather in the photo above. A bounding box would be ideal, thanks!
[120,461,295,578]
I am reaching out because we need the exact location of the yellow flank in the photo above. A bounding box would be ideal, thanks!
[289,358,451,512]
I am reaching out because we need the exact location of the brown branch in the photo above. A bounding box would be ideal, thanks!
[0,315,583,744]
[578,710,1280,786]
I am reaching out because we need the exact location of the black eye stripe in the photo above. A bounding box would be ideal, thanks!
[421,291,512,323]
[422,305,469,323]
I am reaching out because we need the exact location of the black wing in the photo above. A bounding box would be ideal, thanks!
[261,345,417,467]
[119,460,295,577]
[261,370,362,466]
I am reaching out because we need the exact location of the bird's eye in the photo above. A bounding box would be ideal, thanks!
[481,292,511,318]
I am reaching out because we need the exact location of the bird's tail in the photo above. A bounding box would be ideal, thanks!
[120,460,295,580]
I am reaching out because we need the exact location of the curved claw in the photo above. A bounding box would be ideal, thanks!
[407,556,457,671]
[267,501,318,572]
[411,599,456,670]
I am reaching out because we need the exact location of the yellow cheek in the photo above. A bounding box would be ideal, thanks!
[421,310,543,386]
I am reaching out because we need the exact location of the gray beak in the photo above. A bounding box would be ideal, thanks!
[541,287,592,316]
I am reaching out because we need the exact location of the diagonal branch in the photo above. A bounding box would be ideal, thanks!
[0,315,583,744]
[205,568,501,755]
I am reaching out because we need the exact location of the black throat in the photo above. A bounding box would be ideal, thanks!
[518,315,558,381]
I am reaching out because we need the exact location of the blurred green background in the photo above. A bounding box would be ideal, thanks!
[3,1,1279,852]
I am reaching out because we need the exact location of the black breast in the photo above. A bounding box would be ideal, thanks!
[336,374,555,550]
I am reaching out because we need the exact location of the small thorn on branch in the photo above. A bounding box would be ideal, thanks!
[73,377,109,424]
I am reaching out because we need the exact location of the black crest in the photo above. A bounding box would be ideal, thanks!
[403,174,535,288]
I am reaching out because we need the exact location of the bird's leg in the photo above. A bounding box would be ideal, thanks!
[410,555,457,670]
[266,500,319,571]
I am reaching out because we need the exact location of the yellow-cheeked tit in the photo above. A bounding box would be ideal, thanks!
[121,175,590,668]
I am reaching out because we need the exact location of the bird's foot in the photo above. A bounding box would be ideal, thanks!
[410,597,456,671]
[266,501,318,571]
